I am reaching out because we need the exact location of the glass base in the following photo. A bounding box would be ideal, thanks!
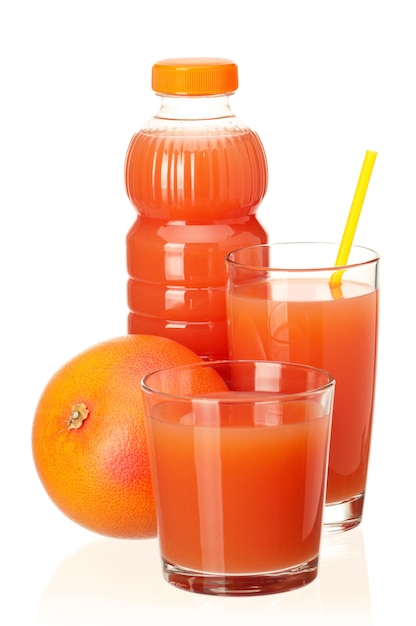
[323,492,364,534]
[162,556,319,596]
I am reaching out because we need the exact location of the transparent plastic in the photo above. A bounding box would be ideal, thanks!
[125,85,268,360]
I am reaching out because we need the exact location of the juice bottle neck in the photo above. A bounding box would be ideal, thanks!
[154,94,235,121]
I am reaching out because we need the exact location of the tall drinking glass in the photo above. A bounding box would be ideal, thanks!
[226,242,379,533]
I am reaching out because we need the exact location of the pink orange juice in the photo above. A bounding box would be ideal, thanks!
[227,278,379,505]
[147,396,331,574]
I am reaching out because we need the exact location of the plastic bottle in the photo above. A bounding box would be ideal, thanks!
[125,58,268,360]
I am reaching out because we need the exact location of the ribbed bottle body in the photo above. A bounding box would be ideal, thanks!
[126,85,268,359]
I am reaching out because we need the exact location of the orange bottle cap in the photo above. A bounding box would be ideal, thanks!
[152,58,238,96]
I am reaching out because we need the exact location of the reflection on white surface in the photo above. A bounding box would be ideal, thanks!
[36,528,372,626]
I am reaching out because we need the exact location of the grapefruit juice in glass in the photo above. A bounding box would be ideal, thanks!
[141,360,334,596]
[226,243,379,533]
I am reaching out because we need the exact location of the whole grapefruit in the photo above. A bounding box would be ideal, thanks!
[32,334,206,539]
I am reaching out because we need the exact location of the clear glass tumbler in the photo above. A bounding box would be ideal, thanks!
[226,242,379,533]
[142,359,334,595]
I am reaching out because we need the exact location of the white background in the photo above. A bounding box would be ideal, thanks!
[1,1,414,624]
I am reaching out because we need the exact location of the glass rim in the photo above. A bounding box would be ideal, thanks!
[141,359,335,403]
[225,241,380,273]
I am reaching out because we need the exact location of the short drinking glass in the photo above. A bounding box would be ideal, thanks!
[141,359,334,596]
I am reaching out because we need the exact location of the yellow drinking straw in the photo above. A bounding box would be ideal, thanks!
[330,150,378,297]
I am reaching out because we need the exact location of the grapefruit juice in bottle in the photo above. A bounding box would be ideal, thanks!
[125,59,268,359]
